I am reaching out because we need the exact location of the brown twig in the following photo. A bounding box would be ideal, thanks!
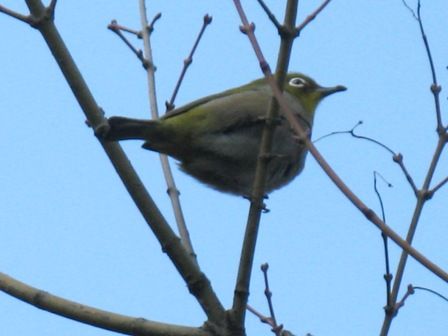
[108,20,152,70]
[315,121,419,195]
[428,175,448,197]
[393,284,415,314]
[295,0,332,36]
[246,304,275,327]
[416,2,444,133]
[256,0,282,30]
[393,284,448,316]
[261,263,284,336]
[0,5,32,23]
[137,0,196,261]
[166,14,212,111]
[373,172,393,311]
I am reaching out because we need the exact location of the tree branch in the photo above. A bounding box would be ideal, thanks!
[137,0,197,263]
[20,0,225,326]
[0,272,208,336]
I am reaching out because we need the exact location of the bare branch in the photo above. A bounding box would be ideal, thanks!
[108,20,151,70]
[393,284,415,314]
[429,175,448,197]
[315,121,419,195]
[415,1,444,132]
[146,12,162,35]
[373,172,393,311]
[392,284,448,318]
[401,0,418,20]
[295,0,332,36]
[23,0,225,325]
[261,263,285,336]
[166,14,212,111]
[246,304,275,327]
[137,0,197,263]
[412,285,448,302]
[392,154,419,195]
[0,5,31,23]
[0,272,208,336]
[256,0,282,31]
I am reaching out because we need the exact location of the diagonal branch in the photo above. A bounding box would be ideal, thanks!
[0,5,31,23]
[0,272,208,336]
[19,0,226,327]
[166,14,213,111]
[295,0,332,35]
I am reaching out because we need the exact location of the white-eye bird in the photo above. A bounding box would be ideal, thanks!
[104,73,346,196]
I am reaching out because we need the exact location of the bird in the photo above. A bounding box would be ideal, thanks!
[104,73,346,196]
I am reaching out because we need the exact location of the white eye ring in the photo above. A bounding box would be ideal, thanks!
[289,77,307,87]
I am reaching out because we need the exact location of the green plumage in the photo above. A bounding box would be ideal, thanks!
[105,73,345,196]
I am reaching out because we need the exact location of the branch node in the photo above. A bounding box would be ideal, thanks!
[28,1,57,29]
[430,83,441,94]
[239,22,255,35]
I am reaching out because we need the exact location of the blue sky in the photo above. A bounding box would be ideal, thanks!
[1,1,447,335]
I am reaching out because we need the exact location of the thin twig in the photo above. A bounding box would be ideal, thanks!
[373,172,393,311]
[394,284,448,315]
[108,20,149,69]
[110,21,141,36]
[295,0,332,36]
[246,304,275,327]
[256,0,282,30]
[412,285,448,302]
[315,121,419,194]
[401,0,418,20]
[0,5,31,23]
[394,284,415,313]
[416,1,444,132]
[428,176,448,197]
[166,14,212,111]
[137,0,196,261]
[261,264,284,336]
[146,12,162,35]
[392,154,419,195]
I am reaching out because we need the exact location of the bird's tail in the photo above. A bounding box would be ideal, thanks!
[105,116,157,141]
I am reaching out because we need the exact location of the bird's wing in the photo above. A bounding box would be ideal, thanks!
[162,85,274,136]
[162,78,269,119]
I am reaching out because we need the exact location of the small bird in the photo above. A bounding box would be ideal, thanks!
[104,73,346,196]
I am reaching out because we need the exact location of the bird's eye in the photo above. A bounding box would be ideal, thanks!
[289,77,307,87]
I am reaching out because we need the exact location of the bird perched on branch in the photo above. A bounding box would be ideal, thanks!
[103,73,346,196]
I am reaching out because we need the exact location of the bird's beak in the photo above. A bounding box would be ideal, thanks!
[318,85,347,97]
